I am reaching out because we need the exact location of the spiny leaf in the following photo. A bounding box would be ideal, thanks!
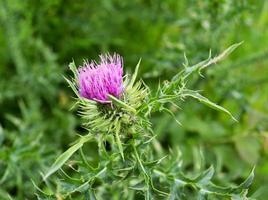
[183,42,243,79]
[195,166,214,186]
[64,76,80,98]
[144,155,168,167]
[183,90,237,121]
[128,58,141,89]
[235,166,255,190]
[109,94,136,113]
[161,107,181,125]
[199,42,244,71]
[69,60,79,81]
[43,134,92,180]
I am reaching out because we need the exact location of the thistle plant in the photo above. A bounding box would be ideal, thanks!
[40,44,255,200]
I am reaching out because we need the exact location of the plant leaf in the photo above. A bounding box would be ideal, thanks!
[183,90,237,121]
[128,58,141,89]
[109,95,136,113]
[195,166,214,186]
[236,167,255,190]
[183,42,243,79]
[43,134,92,180]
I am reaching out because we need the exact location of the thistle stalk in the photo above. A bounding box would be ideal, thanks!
[43,47,254,199]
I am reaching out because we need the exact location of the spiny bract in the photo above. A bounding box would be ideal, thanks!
[67,54,149,135]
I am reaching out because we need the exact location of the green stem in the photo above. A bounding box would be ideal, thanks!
[132,143,147,175]
[115,119,124,160]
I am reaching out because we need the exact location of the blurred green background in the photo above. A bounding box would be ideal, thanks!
[0,0,268,199]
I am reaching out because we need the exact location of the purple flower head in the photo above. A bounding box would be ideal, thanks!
[78,53,124,103]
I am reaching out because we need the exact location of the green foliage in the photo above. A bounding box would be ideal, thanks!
[41,46,254,199]
[0,0,267,199]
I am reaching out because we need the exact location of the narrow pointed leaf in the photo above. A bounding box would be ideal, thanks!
[196,166,214,186]
[236,167,255,190]
[184,90,237,121]
[129,58,141,88]
[115,120,124,160]
[109,95,136,113]
[43,135,92,180]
